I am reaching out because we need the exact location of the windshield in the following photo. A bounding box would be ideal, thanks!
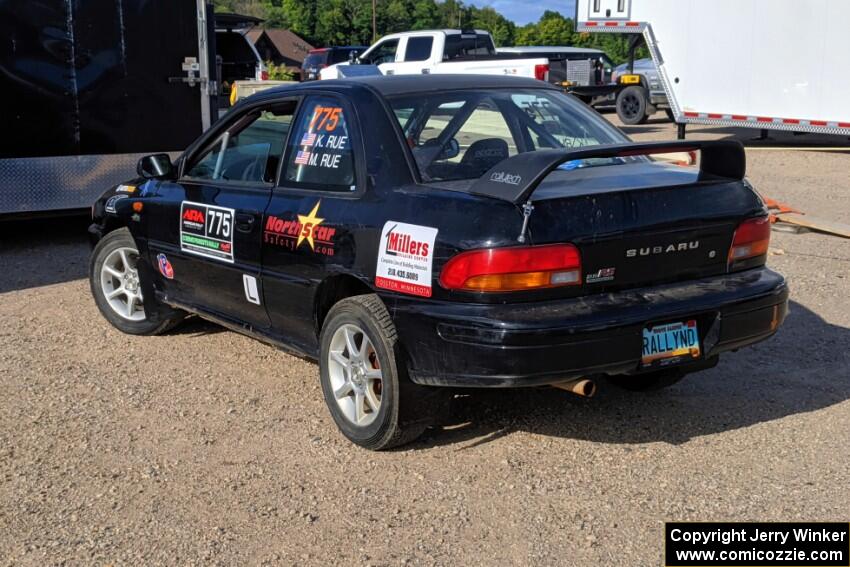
[390,88,631,182]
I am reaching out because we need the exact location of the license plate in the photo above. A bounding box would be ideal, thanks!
[641,320,700,366]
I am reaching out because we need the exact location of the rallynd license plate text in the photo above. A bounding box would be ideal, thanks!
[642,320,700,366]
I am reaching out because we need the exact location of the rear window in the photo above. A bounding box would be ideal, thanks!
[404,37,433,62]
[303,52,327,68]
[329,48,361,64]
[443,33,496,60]
[389,88,629,182]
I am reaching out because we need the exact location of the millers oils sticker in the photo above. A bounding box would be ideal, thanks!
[375,221,438,298]
[179,201,235,263]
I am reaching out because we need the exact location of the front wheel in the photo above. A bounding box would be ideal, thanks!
[89,228,184,335]
[319,294,439,450]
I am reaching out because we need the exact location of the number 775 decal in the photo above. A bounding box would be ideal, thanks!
[180,201,235,263]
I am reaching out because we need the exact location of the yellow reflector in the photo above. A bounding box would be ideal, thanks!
[620,74,641,85]
[462,270,580,292]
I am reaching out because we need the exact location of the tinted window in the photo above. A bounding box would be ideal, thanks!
[443,34,496,60]
[185,104,294,183]
[329,48,363,64]
[303,52,327,68]
[282,96,356,191]
[361,39,399,65]
[391,89,628,182]
[404,37,433,62]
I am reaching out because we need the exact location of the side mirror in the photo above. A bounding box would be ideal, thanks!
[349,50,358,64]
[137,153,174,179]
[439,138,460,160]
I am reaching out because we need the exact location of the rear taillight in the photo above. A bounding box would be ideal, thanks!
[260,70,269,81]
[440,244,581,292]
[728,216,770,270]
[534,63,549,82]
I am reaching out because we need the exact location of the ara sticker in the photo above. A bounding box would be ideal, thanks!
[179,201,235,263]
[104,194,128,213]
[243,274,261,305]
[156,253,174,279]
[375,221,438,298]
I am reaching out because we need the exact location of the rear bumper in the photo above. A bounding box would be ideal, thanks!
[388,268,788,387]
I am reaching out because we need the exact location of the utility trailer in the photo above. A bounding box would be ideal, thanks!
[0,0,219,217]
[575,0,850,139]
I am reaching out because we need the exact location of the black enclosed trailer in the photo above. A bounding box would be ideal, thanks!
[0,0,219,216]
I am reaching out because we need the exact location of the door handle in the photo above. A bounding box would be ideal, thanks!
[235,213,255,232]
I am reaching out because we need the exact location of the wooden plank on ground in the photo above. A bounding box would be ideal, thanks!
[774,213,850,239]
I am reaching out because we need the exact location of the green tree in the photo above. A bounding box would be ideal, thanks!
[411,0,440,30]
[437,0,464,28]
[534,10,574,46]
[469,6,514,46]
[382,0,414,34]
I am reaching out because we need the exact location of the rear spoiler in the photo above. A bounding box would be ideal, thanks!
[468,140,746,204]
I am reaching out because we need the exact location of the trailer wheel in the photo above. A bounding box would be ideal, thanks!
[319,294,442,450]
[616,85,650,125]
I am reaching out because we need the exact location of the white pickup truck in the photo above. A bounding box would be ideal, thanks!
[320,29,549,81]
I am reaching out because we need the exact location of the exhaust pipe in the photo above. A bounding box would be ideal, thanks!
[552,378,597,398]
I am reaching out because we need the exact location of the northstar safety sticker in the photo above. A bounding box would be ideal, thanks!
[297,201,324,250]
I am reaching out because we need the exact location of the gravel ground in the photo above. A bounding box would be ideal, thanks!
[1,117,849,566]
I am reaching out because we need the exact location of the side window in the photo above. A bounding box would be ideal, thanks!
[404,36,433,62]
[185,104,294,183]
[282,96,357,192]
[361,39,399,65]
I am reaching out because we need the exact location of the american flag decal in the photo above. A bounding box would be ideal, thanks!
[300,132,317,146]
[294,150,311,165]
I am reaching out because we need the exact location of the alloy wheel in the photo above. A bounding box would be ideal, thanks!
[327,323,384,426]
[100,247,146,321]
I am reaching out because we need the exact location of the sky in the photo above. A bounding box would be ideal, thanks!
[465,0,577,25]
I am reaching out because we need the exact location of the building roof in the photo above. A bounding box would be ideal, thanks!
[246,29,314,62]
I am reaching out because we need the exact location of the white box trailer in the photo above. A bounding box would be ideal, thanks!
[575,0,850,138]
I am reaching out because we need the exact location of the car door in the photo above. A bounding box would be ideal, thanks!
[261,93,367,352]
[394,34,436,75]
[146,99,298,329]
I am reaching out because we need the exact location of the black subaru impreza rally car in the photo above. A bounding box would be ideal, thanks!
[89,75,788,449]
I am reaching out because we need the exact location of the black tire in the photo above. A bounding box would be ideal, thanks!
[616,85,650,125]
[319,294,439,450]
[664,108,676,122]
[606,368,686,392]
[90,228,184,335]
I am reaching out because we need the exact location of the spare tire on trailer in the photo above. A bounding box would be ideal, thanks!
[616,85,650,125]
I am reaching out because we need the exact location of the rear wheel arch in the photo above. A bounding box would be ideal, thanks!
[314,274,375,336]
